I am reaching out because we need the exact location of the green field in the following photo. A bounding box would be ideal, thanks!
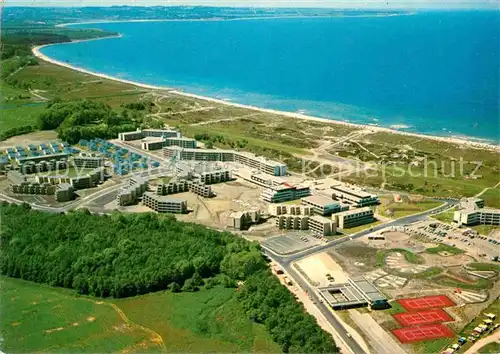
[457,299,500,353]
[114,287,280,353]
[0,103,46,133]
[470,224,500,236]
[2,34,499,196]
[0,276,158,353]
[479,341,500,354]
[375,248,425,267]
[386,300,405,315]
[378,197,443,218]
[1,277,280,353]
[8,60,147,107]
[426,244,465,255]
[432,210,456,223]
[479,188,500,209]
[342,220,383,235]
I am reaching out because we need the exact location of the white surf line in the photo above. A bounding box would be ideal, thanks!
[32,38,499,152]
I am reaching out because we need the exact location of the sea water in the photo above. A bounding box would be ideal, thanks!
[41,11,500,142]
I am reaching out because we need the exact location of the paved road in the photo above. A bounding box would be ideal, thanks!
[464,331,500,354]
[0,167,172,214]
[262,198,457,354]
[265,199,457,265]
[0,172,457,354]
[111,140,171,165]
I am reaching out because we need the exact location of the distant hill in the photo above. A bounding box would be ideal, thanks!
[2,6,409,26]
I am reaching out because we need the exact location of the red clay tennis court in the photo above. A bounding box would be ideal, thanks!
[392,324,455,343]
[397,295,455,311]
[393,308,454,326]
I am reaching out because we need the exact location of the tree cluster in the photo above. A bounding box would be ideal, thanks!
[121,100,154,111]
[238,271,339,353]
[1,203,338,352]
[37,100,139,144]
[194,132,249,150]
[0,203,265,298]
[0,124,36,141]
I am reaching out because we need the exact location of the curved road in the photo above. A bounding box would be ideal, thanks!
[0,167,173,214]
[0,174,457,354]
[262,199,457,354]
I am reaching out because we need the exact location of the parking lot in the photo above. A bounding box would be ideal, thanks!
[398,221,499,261]
[262,232,321,255]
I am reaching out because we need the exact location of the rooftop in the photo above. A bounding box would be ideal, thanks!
[302,194,337,207]
[331,185,374,198]
[57,183,73,190]
[309,214,334,223]
[335,207,372,217]
[144,192,186,203]
[167,136,196,141]
[349,276,387,302]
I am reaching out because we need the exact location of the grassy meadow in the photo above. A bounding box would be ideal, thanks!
[0,38,498,196]
[1,276,157,353]
[377,196,443,218]
[1,276,280,353]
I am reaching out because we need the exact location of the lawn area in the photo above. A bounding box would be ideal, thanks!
[342,220,383,235]
[1,277,280,353]
[375,248,425,267]
[343,159,499,198]
[432,275,494,290]
[432,210,456,223]
[413,337,456,354]
[430,264,499,290]
[282,199,303,205]
[470,224,500,236]
[468,263,500,272]
[0,103,46,134]
[455,299,500,353]
[0,276,157,353]
[41,167,96,178]
[426,244,465,255]
[10,60,147,107]
[478,341,500,354]
[378,198,443,218]
[114,286,280,353]
[386,300,405,315]
[479,188,500,209]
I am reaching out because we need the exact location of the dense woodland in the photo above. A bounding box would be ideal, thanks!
[239,271,338,353]
[0,203,338,352]
[1,203,266,297]
[37,100,143,144]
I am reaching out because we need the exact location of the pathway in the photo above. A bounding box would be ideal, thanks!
[189,112,262,126]
[475,182,500,198]
[29,89,48,101]
[83,298,166,352]
[464,331,500,354]
[349,309,406,354]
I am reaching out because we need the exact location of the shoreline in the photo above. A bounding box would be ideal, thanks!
[32,39,499,152]
[56,12,414,28]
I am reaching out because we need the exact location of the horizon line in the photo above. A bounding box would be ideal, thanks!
[4,4,499,9]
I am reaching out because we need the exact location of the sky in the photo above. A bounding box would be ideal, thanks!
[4,0,499,9]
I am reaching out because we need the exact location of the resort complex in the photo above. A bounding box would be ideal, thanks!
[453,197,500,226]
[2,10,500,354]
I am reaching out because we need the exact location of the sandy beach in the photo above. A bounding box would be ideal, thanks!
[32,39,499,152]
[56,13,414,28]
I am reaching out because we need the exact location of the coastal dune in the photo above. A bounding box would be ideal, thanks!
[32,39,499,152]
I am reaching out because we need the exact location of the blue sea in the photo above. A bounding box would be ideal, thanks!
[41,11,500,143]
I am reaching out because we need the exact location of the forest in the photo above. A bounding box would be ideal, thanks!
[37,100,141,144]
[1,203,266,297]
[0,203,338,352]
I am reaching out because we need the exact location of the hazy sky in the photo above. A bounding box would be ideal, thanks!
[4,0,499,9]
